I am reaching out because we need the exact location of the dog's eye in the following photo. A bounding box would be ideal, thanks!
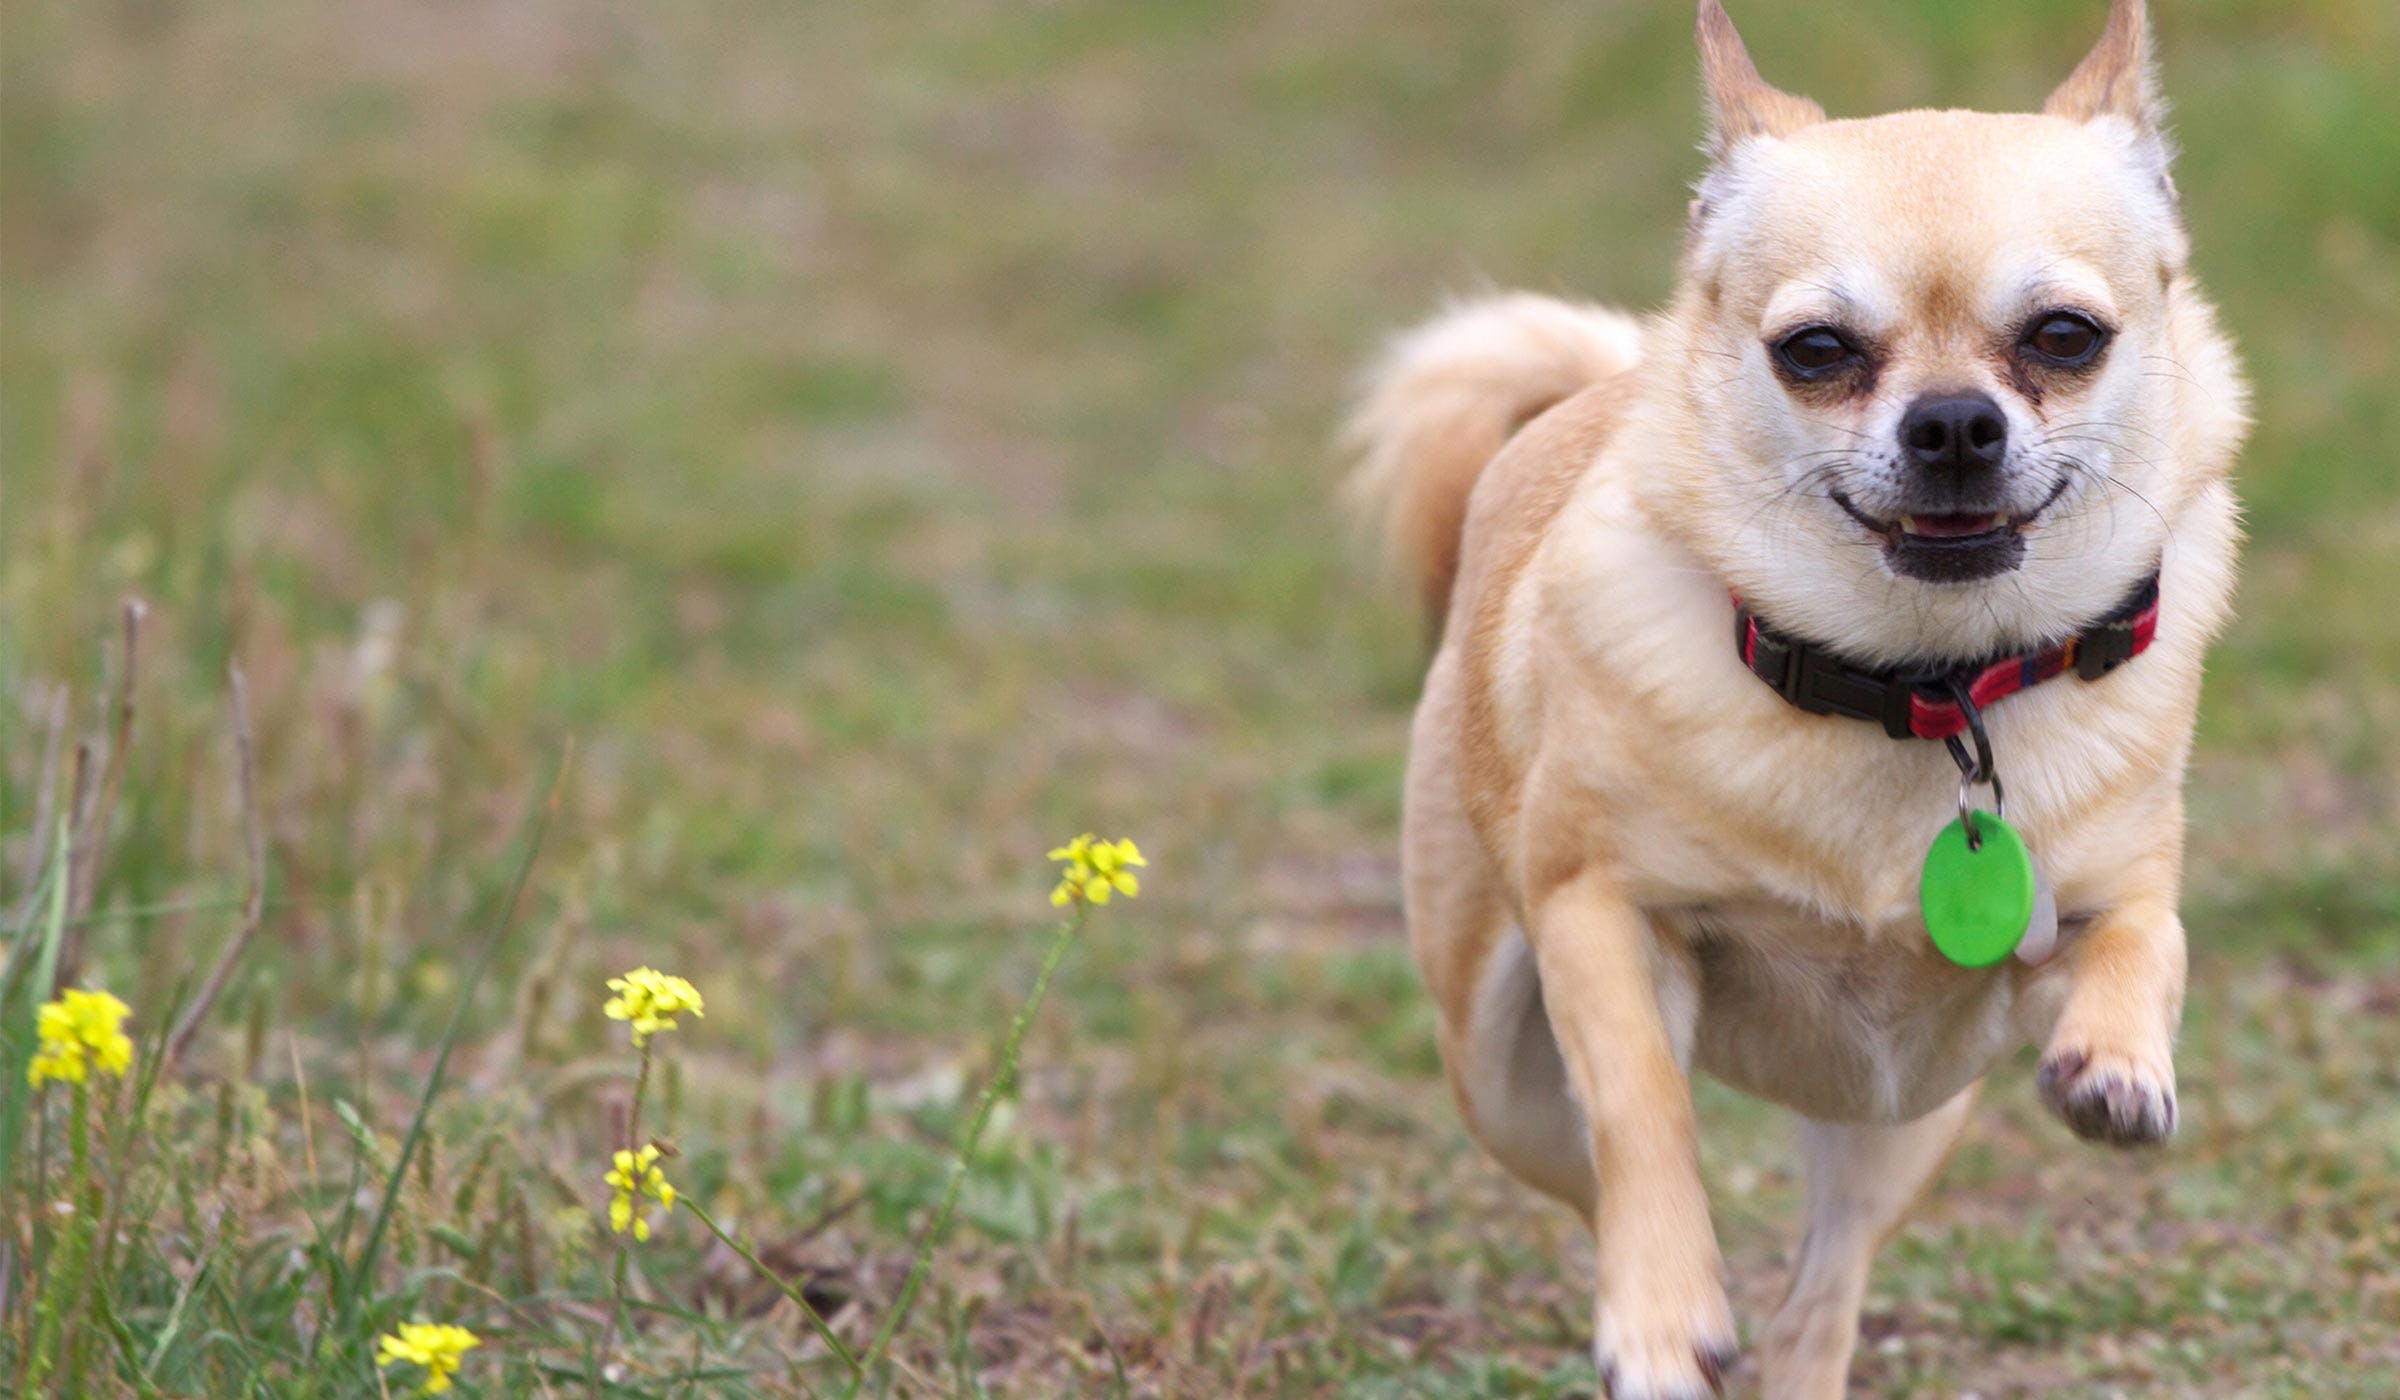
[2023,313,2107,366]
[1775,327,1858,377]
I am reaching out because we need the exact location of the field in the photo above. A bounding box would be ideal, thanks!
[3,0,2397,1395]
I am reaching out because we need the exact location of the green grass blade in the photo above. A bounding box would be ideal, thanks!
[684,1198,859,1377]
[0,813,74,1194]
[329,755,566,1336]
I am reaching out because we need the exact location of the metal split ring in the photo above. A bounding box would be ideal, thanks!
[1956,772,2006,852]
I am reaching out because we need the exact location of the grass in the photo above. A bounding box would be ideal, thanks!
[3,0,2397,1394]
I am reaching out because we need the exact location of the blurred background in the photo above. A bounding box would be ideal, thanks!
[4,1,2395,1395]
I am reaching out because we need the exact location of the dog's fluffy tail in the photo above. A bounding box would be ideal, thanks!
[1344,293,1642,628]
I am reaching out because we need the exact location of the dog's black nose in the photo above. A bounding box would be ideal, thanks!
[1899,392,2008,474]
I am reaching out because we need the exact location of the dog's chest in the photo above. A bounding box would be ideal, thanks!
[1666,901,2051,1124]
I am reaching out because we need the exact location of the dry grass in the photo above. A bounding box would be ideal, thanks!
[3,0,2396,1395]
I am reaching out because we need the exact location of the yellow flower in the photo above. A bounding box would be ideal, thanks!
[604,1143,676,1241]
[376,1320,479,1395]
[26,988,135,1088]
[1047,834,1146,907]
[602,967,704,1047]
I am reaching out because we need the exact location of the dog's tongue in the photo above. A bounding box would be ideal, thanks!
[1904,512,2001,538]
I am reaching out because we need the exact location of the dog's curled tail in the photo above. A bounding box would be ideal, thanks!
[1344,293,1642,628]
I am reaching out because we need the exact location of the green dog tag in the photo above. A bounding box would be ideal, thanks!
[1919,814,2036,968]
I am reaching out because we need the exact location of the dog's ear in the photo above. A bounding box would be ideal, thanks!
[1695,0,1823,158]
[2045,0,2163,131]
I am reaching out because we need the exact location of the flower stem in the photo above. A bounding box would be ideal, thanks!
[684,1198,860,1376]
[26,1082,97,1396]
[627,1042,654,1150]
[600,1042,655,1370]
[845,903,1088,1393]
[65,1080,110,1400]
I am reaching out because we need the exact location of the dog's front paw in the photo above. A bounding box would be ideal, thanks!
[2036,1041,2177,1146]
[1593,1286,1738,1399]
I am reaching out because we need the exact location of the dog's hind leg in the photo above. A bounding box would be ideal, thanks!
[1452,926,1600,1215]
[1406,656,1610,1217]
[1759,1085,1979,1400]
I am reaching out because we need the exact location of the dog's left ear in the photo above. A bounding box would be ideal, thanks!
[2045,0,2164,132]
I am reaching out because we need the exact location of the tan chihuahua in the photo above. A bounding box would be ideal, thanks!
[1347,2,2245,1395]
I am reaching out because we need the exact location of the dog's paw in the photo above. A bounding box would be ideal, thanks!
[1593,1289,1738,1399]
[2036,1043,2177,1146]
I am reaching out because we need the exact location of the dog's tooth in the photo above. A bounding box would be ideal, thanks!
[1899,515,1920,535]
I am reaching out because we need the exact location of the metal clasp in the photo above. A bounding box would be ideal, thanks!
[1943,676,2002,851]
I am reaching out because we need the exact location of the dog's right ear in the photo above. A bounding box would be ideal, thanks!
[1695,0,1823,159]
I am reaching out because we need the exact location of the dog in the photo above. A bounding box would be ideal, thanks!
[1345,2,2246,1395]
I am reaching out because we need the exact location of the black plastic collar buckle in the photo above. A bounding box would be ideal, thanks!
[1743,608,1917,739]
[2073,621,2137,681]
[2074,573,2156,680]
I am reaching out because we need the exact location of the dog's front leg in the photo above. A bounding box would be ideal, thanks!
[2034,852,2185,1145]
[1529,868,1734,1399]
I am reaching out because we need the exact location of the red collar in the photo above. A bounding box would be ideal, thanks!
[1734,573,2161,741]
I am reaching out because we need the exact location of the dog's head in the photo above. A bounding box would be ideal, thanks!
[1666,0,2244,663]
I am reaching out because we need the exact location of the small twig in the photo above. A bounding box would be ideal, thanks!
[68,599,144,924]
[791,1190,867,1245]
[40,743,96,993]
[167,665,265,1067]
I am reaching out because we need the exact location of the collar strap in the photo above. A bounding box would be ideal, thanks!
[1735,573,2160,741]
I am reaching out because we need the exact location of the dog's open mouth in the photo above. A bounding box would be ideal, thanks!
[1832,484,2071,583]
[1896,512,2008,540]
